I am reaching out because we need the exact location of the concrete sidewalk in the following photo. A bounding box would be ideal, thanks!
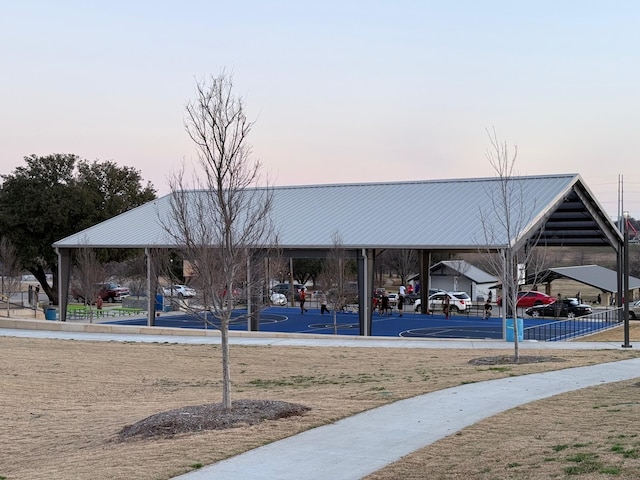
[0,325,629,351]
[173,357,640,480]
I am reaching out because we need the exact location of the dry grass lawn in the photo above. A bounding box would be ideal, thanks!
[2,324,640,479]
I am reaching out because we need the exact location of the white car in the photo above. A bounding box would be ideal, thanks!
[162,284,196,298]
[270,292,287,306]
[414,291,471,313]
[387,293,398,306]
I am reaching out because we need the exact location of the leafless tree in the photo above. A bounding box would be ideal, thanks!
[73,243,107,323]
[386,249,418,286]
[445,258,471,292]
[0,237,22,316]
[478,129,546,361]
[319,232,353,334]
[164,72,274,409]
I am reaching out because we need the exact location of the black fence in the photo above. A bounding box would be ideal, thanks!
[523,307,623,341]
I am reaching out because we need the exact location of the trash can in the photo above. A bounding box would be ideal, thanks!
[45,307,57,321]
[155,294,164,312]
[506,318,523,342]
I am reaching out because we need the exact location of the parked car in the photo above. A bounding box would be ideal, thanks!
[525,298,593,318]
[497,291,555,308]
[162,284,196,298]
[373,288,386,299]
[272,283,305,300]
[414,291,471,313]
[270,292,287,306]
[72,282,130,303]
[387,293,398,306]
[630,300,640,319]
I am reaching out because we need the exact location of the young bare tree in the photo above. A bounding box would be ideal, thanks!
[478,129,545,361]
[165,73,274,410]
[319,232,352,334]
[74,243,107,323]
[0,237,22,316]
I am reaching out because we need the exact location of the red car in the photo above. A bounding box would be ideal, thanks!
[72,282,130,303]
[497,291,555,308]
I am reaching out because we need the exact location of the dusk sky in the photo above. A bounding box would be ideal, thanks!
[2,1,639,219]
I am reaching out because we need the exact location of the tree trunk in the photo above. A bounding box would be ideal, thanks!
[221,315,232,410]
[29,266,57,305]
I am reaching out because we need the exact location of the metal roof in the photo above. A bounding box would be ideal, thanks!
[53,174,622,251]
[532,265,640,294]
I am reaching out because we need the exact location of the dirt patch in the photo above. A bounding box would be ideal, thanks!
[117,399,310,440]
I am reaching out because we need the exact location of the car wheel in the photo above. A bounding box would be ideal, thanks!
[630,311,637,320]
[178,293,184,299]
[567,312,575,318]
[449,305,459,313]
[107,297,115,303]
[531,311,540,318]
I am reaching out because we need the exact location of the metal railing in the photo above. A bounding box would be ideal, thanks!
[523,307,623,341]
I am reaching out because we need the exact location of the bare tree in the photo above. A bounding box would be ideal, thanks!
[165,73,274,409]
[445,258,471,292]
[319,232,353,334]
[386,249,418,286]
[478,129,545,361]
[73,243,107,323]
[0,237,22,316]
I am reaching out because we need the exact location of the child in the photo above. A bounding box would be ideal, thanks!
[483,300,492,320]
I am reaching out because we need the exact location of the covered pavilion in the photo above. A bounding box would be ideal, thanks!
[53,173,623,335]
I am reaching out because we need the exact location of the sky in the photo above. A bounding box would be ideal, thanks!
[1,0,639,219]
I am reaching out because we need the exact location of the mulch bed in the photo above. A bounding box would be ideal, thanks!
[468,355,567,365]
[117,399,310,441]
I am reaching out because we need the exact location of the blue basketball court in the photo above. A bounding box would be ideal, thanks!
[107,306,557,339]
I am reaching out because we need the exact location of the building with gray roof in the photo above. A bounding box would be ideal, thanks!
[53,173,624,333]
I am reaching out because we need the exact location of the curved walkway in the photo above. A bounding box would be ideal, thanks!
[0,325,637,480]
[172,358,640,480]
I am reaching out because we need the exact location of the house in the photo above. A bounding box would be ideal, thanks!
[408,260,498,302]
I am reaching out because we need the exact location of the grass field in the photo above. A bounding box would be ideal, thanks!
[2,323,640,479]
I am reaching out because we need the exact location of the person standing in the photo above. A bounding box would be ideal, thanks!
[399,285,406,296]
[397,293,404,317]
[443,293,451,319]
[299,288,308,314]
[319,292,329,315]
[483,300,492,319]
[380,293,390,316]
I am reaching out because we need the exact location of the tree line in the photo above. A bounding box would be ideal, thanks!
[0,154,156,304]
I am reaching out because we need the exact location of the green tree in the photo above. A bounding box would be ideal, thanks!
[0,154,156,303]
[292,258,324,285]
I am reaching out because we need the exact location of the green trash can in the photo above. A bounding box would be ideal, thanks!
[45,307,57,321]
[506,318,523,342]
